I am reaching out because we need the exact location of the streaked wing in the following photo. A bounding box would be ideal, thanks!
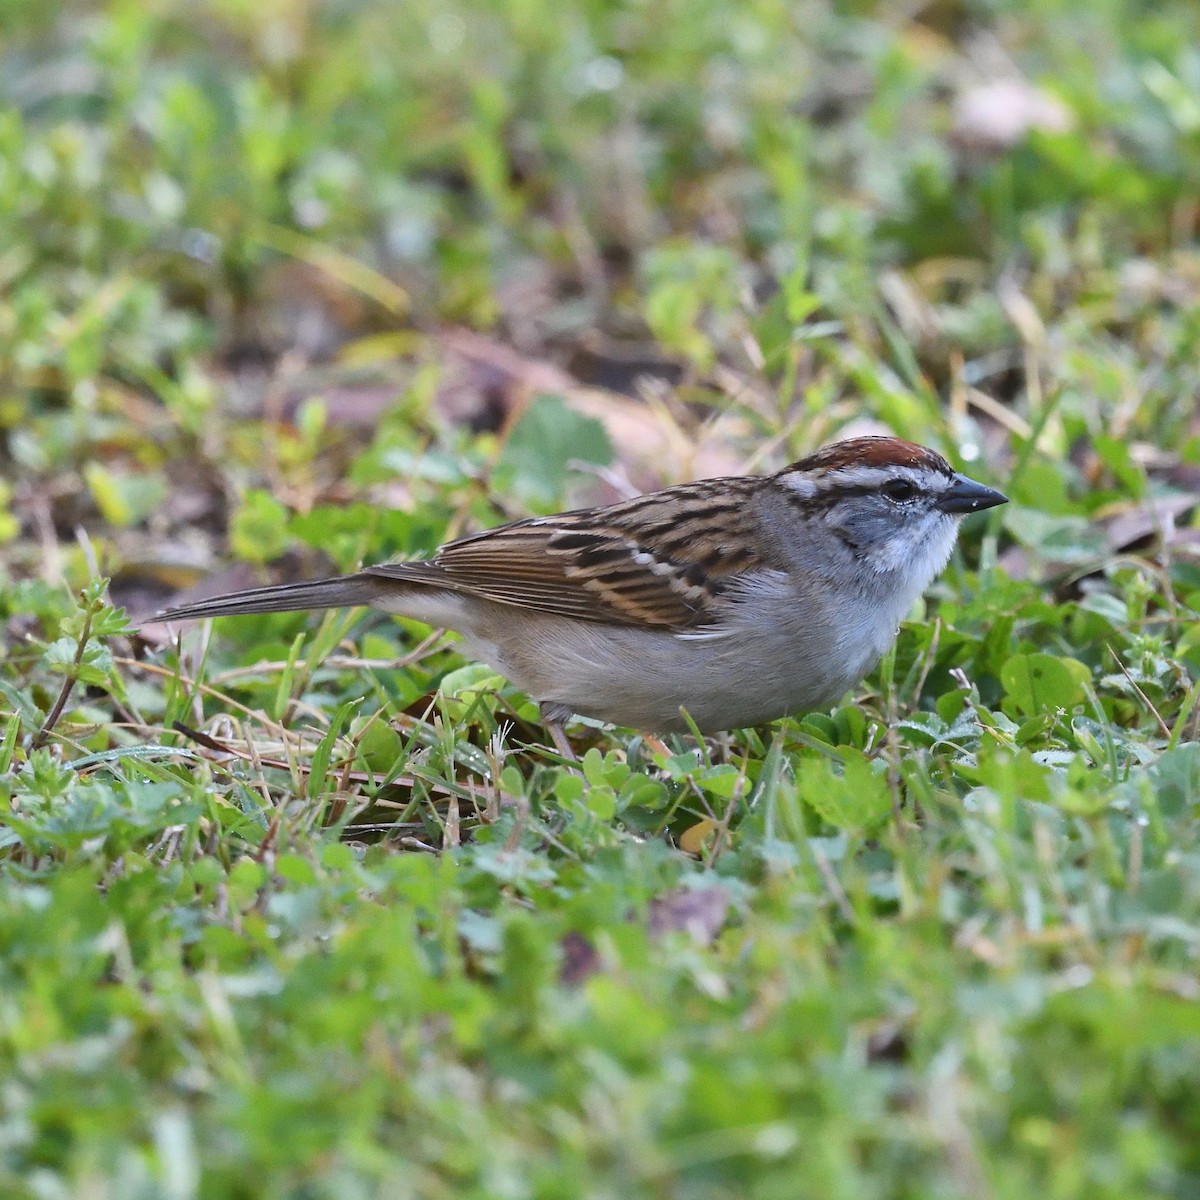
[363,477,769,630]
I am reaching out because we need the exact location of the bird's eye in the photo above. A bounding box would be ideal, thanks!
[881,478,916,502]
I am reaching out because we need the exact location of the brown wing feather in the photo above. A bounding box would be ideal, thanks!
[363,477,771,630]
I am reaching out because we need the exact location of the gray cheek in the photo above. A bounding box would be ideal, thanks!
[837,505,893,553]
[838,506,949,578]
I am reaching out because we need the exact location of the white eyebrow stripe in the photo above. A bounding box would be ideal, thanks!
[782,474,817,498]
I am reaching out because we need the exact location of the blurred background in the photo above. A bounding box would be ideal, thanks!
[3,5,1200,1196]
[4,0,1199,610]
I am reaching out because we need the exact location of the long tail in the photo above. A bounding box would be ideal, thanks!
[153,573,391,622]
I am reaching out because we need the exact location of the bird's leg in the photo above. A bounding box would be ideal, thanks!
[538,701,579,763]
[546,719,578,763]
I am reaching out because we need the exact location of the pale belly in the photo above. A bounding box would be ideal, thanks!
[465,608,895,733]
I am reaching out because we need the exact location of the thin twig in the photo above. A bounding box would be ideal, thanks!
[1106,644,1171,741]
[32,604,94,750]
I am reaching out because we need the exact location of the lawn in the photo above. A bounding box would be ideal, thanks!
[2,1,1200,1196]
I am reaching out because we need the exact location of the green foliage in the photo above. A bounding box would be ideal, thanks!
[797,750,892,834]
[230,489,292,564]
[1,0,1200,1196]
[492,393,613,510]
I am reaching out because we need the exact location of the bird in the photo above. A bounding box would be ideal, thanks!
[153,435,1007,737]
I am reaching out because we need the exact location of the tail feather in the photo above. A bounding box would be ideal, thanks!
[153,573,389,622]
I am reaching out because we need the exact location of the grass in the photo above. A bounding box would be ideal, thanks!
[3,0,1200,1196]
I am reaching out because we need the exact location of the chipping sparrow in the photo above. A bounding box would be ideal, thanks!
[154,436,1006,734]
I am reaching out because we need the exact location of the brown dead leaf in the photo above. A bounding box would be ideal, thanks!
[679,818,719,856]
[437,327,750,489]
[1101,494,1200,555]
[558,931,601,986]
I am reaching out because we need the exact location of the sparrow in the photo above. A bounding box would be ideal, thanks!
[154,436,1007,734]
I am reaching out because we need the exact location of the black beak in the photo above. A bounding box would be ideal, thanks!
[938,473,1008,514]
